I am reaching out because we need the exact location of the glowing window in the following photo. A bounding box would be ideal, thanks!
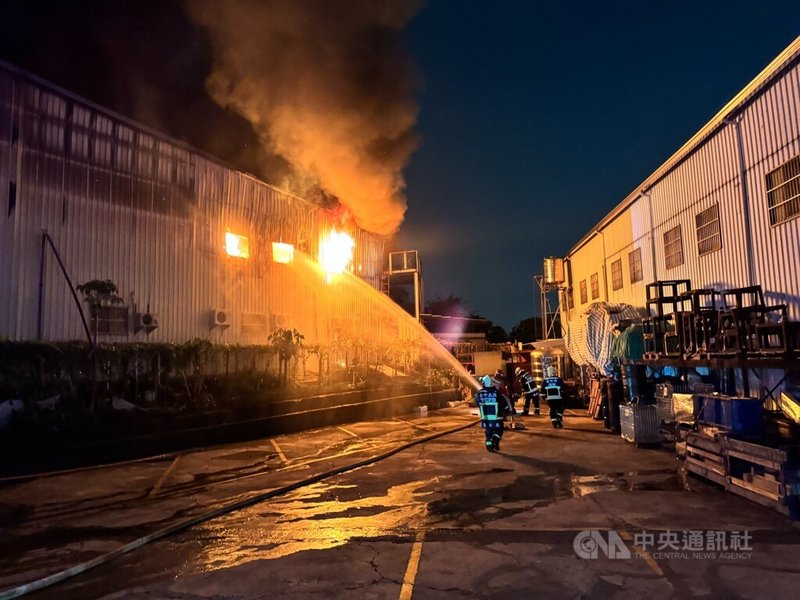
[272,242,294,264]
[319,229,355,280]
[225,232,250,259]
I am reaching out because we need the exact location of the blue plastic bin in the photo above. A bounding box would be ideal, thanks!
[693,394,763,436]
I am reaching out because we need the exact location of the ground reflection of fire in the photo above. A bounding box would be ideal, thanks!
[184,479,435,572]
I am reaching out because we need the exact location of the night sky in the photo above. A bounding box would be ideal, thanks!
[396,1,800,330]
[3,1,800,332]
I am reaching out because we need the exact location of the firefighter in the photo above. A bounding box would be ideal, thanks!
[492,369,508,397]
[541,366,565,428]
[515,366,540,416]
[474,374,514,452]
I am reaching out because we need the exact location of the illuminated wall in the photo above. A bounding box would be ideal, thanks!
[0,61,399,346]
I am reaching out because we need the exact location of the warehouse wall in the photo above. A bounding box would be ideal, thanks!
[562,46,800,323]
[0,62,400,345]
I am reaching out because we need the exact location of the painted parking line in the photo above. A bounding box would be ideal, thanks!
[337,426,359,438]
[147,456,181,498]
[619,530,664,576]
[393,417,435,433]
[399,529,426,600]
[271,439,288,463]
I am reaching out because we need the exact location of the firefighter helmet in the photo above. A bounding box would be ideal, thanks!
[546,366,557,377]
[481,375,492,388]
[515,367,523,376]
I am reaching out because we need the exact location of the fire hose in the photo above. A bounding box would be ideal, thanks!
[0,418,479,600]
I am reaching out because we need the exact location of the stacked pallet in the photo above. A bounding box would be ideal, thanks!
[685,432,727,486]
[588,379,603,419]
[683,431,799,515]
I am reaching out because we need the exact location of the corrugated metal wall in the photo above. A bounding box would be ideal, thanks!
[563,53,800,322]
[0,63,404,346]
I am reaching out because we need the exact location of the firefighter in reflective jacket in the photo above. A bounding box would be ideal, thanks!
[474,374,514,452]
[541,366,565,428]
[515,367,540,416]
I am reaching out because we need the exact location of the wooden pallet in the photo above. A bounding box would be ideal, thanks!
[683,432,798,515]
[588,379,603,419]
[685,432,727,486]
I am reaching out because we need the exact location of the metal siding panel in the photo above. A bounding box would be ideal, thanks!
[0,62,388,346]
[0,71,15,339]
[564,58,800,331]
[741,61,800,318]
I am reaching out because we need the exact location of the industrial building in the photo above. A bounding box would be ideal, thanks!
[0,60,406,347]
[547,36,800,516]
[559,36,800,322]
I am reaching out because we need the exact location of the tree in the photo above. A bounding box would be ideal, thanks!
[486,324,508,343]
[424,295,469,317]
[509,317,543,343]
[268,328,305,387]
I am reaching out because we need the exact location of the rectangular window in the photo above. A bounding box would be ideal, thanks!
[115,125,134,172]
[664,225,684,269]
[241,312,268,337]
[766,154,800,225]
[92,306,129,336]
[695,204,722,256]
[590,273,599,300]
[69,105,92,160]
[92,114,114,167]
[628,248,643,283]
[579,280,588,304]
[611,259,623,291]
[566,288,574,310]
[135,133,155,178]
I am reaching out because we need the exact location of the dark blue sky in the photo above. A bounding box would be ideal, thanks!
[395,1,800,330]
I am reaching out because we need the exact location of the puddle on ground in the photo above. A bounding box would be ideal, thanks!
[180,478,437,573]
[176,466,683,575]
[571,468,681,496]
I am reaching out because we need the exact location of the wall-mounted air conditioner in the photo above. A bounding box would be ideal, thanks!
[272,313,290,329]
[134,312,158,333]
[209,308,231,329]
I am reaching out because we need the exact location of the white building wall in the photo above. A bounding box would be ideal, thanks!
[741,62,800,312]
[562,46,800,323]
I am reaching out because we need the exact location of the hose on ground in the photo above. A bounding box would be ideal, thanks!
[0,418,479,600]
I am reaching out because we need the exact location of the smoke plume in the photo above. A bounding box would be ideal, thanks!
[185,0,422,236]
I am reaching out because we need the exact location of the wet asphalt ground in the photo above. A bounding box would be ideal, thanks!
[1,404,799,599]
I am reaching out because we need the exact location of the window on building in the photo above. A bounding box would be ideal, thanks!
[590,273,599,300]
[766,154,800,225]
[628,248,643,283]
[664,225,684,269]
[611,259,623,291]
[579,280,588,304]
[69,105,92,160]
[696,204,722,256]
[92,115,113,167]
[115,125,134,172]
[566,287,574,310]
[92,306,129,336]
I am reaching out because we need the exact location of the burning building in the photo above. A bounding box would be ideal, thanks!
[0,60,411,348]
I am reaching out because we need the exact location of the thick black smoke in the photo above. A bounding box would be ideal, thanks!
[2,0,422,234]
[186,0,422,235]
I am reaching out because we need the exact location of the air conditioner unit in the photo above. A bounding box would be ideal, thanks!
[209,308,231,329]
[272,313,290,329]
[134,312,158,333]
